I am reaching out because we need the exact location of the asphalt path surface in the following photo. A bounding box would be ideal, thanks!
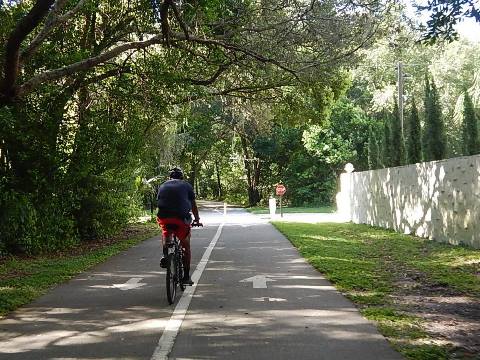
[0,203,402,360]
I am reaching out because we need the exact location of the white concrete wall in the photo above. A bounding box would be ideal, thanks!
[336,154,480,248]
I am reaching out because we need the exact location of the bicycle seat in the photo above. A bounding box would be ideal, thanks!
[165,224,179,231]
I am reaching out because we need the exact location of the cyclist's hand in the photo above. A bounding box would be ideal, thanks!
[192,220,203,227]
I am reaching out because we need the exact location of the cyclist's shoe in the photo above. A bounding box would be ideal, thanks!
[160,257,167,268]
[181,276,194,286]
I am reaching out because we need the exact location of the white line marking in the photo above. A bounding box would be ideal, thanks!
[150,223,225,360]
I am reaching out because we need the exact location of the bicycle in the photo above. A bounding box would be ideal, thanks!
[164,222,202,305]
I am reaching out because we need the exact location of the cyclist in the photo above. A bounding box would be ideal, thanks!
[156,167,201,286]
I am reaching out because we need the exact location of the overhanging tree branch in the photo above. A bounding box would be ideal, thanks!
[181,62,233,86]
[171,81,290,105]
[172,33,300,80]
[18,34,165,96]
[21,0,90,63]
[18,31,300,98]
[0,0,56,100]
[2,0,384,105]
[171,1,189,40]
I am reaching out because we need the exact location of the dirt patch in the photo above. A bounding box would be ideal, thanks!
[392,269,480,358]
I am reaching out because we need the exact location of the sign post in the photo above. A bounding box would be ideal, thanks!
[275,184,286,218]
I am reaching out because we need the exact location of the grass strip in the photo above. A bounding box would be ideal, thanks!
[272,222,480,360]
[247,205,335,214]
[0,223,159,317]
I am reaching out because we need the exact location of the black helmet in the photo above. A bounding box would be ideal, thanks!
[169,167,184,179]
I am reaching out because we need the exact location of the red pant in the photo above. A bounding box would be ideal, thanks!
[156,217,191,270]
[156,217,191,240]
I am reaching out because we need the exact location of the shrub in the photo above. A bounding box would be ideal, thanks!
[0,188,78,255]
[0,189,38,254]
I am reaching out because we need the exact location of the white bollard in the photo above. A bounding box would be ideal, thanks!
[269,197,276,219]
[224,202,227,216]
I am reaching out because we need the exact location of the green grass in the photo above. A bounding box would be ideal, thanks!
[0,223,158,317]
[247,205,336,214]
[272,222,480,359]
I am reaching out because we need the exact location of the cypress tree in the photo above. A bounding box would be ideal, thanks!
[367,126,380,170]
[423,75,446,161]
[391,101,406,166]
[422,75,430,160]
[383,115,392,167]
[462,91,480,155]
[407,99,422,163]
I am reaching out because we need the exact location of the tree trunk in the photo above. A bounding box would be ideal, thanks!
[188,157,197,189]
[253,157,261,199]
[215,160,222,199]
[0,0,56,104]
[150,191,155,214]
[240,135,261,206]
[195,174,199,197]
[0,138,7,176]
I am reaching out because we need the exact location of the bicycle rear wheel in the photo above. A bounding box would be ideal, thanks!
[166,253,177,304]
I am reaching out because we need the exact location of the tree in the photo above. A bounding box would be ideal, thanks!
[418,0,480,42]
[0,0,388,105]
[232,100,273,207]
[462,91,480,155]
[382,115,393,167]
[407,99,422,164]
[176,100,229,188]
[350,23,480,158]
[0,0,391,253]
[423,75,447,161]
[368,126,380,170]
[328,98,373,171]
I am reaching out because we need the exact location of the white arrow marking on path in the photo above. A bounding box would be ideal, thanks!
[240,275,275,288]
[113,277,146,291]
[253,297,287,302]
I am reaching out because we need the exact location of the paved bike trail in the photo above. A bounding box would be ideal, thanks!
[0,205,402,359]
[169,208,401,360]
[0,213,218,360]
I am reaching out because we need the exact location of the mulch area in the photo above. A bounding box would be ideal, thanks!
[392,269,480,358]
[58,224,159,257]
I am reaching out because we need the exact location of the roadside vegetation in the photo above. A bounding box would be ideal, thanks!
[246,205,336,215]
[0,223,158,317]
[2,1,479,259]
[273,222,480,360]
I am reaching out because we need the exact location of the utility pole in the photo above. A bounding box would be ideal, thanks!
[397,61,404,135]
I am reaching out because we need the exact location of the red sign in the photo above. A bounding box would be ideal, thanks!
[276,184,286,196]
